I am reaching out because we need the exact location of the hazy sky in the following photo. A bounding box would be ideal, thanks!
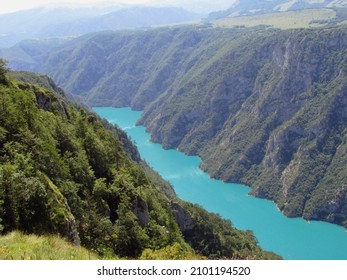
[1,0,234,14]
[1,1,152,13]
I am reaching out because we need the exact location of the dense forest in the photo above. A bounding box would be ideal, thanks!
[0,61,279,259]
[5,24,346,227]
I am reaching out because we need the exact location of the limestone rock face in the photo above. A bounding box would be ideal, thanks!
[64,200,81,246]
[171,202,195,232]
[133,197,150,227]
[309,185,347,224]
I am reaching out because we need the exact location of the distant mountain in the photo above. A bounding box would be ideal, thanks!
[0,6,119,48]
[39,7,200,37]
[206,0,347,21]
[150,0,236,14]
[0,6,200,48]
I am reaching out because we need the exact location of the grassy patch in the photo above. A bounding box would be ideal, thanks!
[0,231,99,260]
[213,8,336,29]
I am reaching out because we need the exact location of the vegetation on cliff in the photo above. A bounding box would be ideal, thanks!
[0,61,278,259]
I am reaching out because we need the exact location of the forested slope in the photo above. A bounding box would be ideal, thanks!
[0,63,278,259]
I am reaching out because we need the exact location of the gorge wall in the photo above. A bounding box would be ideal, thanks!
[4,25,347,227]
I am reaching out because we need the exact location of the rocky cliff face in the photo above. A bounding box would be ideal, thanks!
[133,197,150,227]
[140,27,347,227]
[171,202,195,232]
[3,25,347,227]
[141,27,347,223]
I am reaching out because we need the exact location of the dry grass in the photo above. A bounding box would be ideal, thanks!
[213,8,336,29]
[0,231,99,260]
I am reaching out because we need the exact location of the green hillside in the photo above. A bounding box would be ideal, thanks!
[213,8,338,29]
[205,1,347,29]
[0,62,278,259]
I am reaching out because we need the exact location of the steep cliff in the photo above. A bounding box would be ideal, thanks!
[139,27,347,226]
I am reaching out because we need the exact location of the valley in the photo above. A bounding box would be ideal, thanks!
[3,24,346,228]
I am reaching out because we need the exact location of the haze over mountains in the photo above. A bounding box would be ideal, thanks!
[0,0,235,48]
[2,0,347,48]
[0,5,201,48]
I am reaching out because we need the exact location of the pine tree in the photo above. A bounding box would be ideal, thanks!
[0,59,8,85]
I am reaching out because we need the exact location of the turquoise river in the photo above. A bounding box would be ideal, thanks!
[94,107,347,260]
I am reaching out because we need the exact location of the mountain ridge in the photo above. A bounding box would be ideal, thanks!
[206,0,347,21]
[0,6,200,48]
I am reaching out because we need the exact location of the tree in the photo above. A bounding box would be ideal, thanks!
[0,199,5,233]
[0,59,8,85]
[113,202,148,257]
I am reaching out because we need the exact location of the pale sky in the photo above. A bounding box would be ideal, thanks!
[0,0,235,15]
[0,0,156,14]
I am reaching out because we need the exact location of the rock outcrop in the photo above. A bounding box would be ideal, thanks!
[171,202,195,232]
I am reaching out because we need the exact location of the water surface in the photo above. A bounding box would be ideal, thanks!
[94,107,347,260]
